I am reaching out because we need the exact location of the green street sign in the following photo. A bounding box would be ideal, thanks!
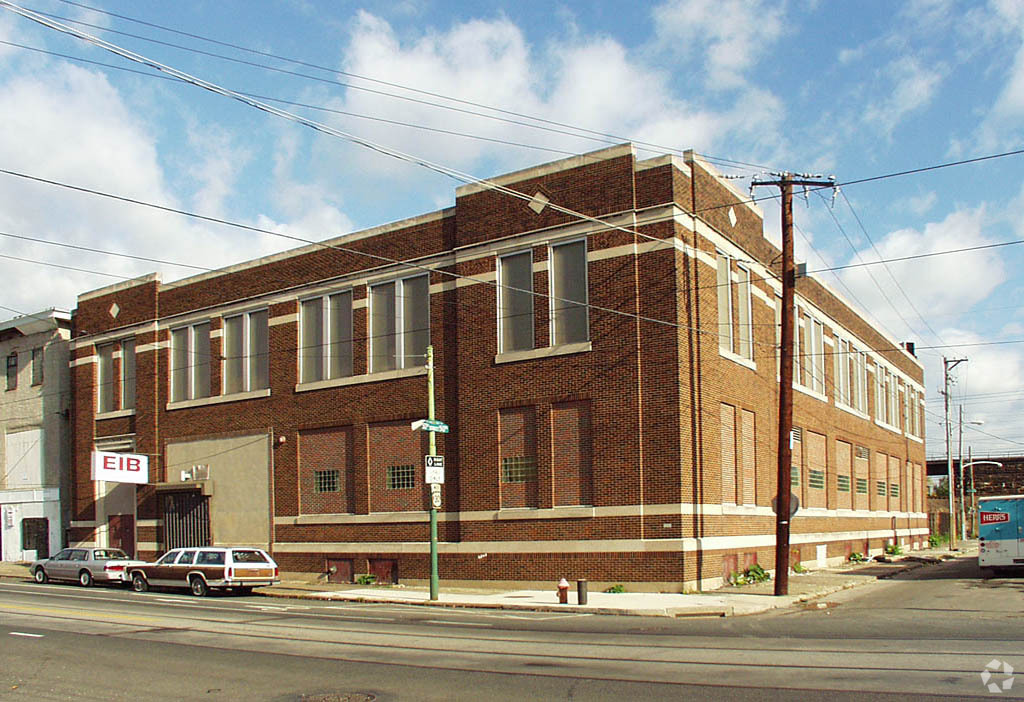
[411,419,450,433]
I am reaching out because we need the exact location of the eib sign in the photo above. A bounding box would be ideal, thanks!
[91,450,149,485]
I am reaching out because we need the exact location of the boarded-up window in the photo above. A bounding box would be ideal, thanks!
[806,431,826,508]
[498,406,538,509]
[872,452,887,511]
[552,401,592,506]
[740,409,755,505]
[853,447,869,510]
[791,426,804,502]
[299,427,355,515]
[4,428,42,488]
[720,404,736,504]
[835,440,852,509]
[368,421,428,512]
[888,455,901,511]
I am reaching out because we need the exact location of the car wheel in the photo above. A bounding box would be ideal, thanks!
[78,570,94,587]
[33,568,48,584]
[131,573,149,593]
[189,575,208,597]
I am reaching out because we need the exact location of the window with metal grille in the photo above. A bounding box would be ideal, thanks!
[855,478,868,494]
[889,483,900,498]
[314,469,340,493]
[876,480,887,496]
[387,464,415,490]
[501,456,537,483]
[791,427,803,443]
[837,474,851,492]
[809,469,825,490]
[855,445,869,460]
[791,465,800,487]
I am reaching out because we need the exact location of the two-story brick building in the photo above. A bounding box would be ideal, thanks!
[68,144,927,590]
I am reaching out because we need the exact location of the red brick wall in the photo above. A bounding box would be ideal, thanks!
[368,421,429,513]
[498,406,538,509]
[551,400,593,506]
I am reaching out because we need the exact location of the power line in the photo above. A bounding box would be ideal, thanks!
[0,229,211,271]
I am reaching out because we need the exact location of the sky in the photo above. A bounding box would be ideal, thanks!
[1,0,1023,461]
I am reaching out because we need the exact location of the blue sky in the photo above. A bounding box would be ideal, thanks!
[1,0,1023,459]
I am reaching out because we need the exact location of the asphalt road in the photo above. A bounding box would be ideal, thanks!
[0,556,1021,701]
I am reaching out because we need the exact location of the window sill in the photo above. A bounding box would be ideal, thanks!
[494,341,592,365]
[793,383,827,403]
[493,506,595,520]
[834,402,869,421]
[96,408,136,420]
[167,387,270,410]
[874,419,902,434]
[295,365,426,392]
[717,346,756,371]
[906,434,923,444]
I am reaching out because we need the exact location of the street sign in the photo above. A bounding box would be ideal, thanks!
[411,419,450,434]
[430,482,442,509]
[425,455,445,484]
[771,494,800,518]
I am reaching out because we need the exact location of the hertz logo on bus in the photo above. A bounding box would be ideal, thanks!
[980,512,1011,525]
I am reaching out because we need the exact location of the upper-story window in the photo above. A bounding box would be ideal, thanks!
[121,338,136,410]
[300,291,353,383]
[716,252,733,352]
[31,347,43,386]
[497,251,534,353]
[170,322,211,402]
[550,240,588,345]
[834,337,867,413]
[736,265,753,360]
[370,275,429,373]
[223,310,269,394]
[6,352,16,390]
[97,343,115,413]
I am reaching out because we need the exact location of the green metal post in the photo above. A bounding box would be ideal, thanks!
[427,345,439,601]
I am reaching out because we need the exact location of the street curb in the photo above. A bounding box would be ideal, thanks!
[255,588,733,617]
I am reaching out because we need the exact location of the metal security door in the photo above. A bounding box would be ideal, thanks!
[162,492,210,550]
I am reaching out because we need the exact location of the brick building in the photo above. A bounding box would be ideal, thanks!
[68,144,927,590]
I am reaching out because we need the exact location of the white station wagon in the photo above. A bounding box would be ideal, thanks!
[127,546,280,596]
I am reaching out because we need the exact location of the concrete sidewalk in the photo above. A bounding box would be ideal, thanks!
[0,543,970,617]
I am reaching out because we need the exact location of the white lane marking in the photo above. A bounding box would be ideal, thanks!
[10,632,44,638]
[422,620,491,627]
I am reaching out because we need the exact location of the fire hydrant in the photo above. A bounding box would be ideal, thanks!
[557,577,569,604]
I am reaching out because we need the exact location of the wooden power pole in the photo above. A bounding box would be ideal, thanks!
[752,173,834,596]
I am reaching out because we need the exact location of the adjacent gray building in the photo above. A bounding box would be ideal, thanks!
[0,310,71,561]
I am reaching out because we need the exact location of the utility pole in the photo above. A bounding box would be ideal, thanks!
[943,357,966,550]
[958,406,967,542]
[752,172,834,596]
[427,344,439,600]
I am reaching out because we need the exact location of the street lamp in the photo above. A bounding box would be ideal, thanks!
[957,411,984,542]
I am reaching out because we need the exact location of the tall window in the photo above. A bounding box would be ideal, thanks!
[6,352,16,390]
[170,322,211,402]
[716,252,733,352]
[498,251,534,353]
[97,343,114,413]
[550,240,588,345]
[223,309,269,394]
[736,265,752,360]
[31,347,43,386]
[121,338,136,410]
[810,319,824,393]
[370,275,429,373]
[300,291,353,383]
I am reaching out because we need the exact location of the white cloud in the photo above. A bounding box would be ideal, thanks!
[902,190,938,217]
[838,207,1003,338]
[651,0,784,89]
[864,56,944,135]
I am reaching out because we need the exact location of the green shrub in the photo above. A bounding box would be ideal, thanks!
[603,584,626,593]
[355,573,377,586]
[792,562,808,574]
[730,563,771,586]
[848,552,868,563]
[928,533,947,548]
[884,543,903,556]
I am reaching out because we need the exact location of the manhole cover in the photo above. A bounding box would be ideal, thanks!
[300,695,376,702]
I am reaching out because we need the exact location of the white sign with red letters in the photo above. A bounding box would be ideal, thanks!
[91,451,149,484]
[980,511,1011,525]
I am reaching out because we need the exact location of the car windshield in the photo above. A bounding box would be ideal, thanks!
[231,550,270,563]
